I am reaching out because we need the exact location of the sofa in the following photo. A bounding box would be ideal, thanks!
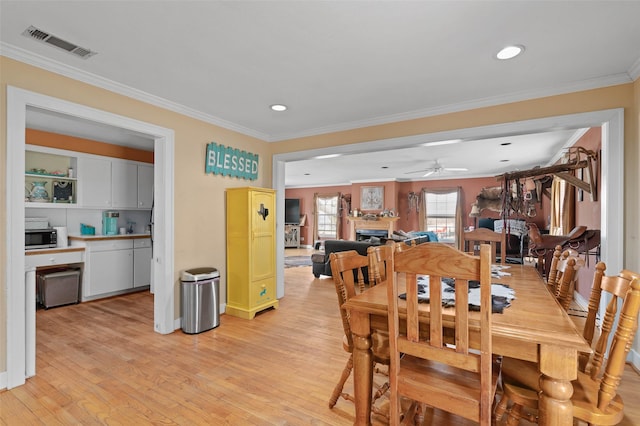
[311,234,432,278]
[312,240,377,278]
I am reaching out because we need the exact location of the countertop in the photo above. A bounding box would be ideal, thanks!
[25,246,85,256]
[68,233,151,241]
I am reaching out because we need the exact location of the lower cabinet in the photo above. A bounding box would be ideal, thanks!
[133,238,152,288]
[79,237,151,301]
[85,239,133,298]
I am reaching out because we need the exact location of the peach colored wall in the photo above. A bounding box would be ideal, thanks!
[27,129,155,163]
[571,128,602,300]
[283,185,352,245]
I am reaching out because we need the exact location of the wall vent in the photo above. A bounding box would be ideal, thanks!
[22,25,97,59]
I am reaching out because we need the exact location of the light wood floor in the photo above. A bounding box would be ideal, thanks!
[2,248,639,425]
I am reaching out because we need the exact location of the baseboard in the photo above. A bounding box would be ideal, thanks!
[0,371,7,390]
[630,349,640,371]
[573,290,589,310]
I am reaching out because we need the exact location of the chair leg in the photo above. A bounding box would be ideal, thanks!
[371,380,390,420]
[329,354,354,408]
[494,394,509,421]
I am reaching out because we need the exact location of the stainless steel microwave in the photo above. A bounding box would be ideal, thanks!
[25,228,57,250]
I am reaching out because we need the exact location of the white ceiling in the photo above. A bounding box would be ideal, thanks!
[2,1,640,187]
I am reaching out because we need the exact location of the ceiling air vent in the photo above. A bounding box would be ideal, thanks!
[22,25,97,59]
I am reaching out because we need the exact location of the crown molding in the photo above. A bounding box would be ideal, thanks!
[0,42,270,141]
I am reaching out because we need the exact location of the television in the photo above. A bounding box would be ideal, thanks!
[284,198,301,224]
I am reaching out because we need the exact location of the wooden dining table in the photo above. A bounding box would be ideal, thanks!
[343,264,591,425]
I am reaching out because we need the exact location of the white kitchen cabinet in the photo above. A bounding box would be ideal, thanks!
[84,239,134,299]
[78,156,112,208]
[133,238,152,287]
[112,161,138,208]
[137,164,154,208]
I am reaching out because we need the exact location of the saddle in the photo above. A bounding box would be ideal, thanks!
[528,224,600,277]
[528,224,587,251]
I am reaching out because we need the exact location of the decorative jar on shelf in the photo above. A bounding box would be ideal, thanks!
[27,181,49,202]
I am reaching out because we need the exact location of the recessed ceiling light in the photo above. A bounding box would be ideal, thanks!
[496,45,524,60]
[314,153,341,159]
[421,139,463,147]
[270,104,287,112]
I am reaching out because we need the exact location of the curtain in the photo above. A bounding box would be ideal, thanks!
[550,177,575,235]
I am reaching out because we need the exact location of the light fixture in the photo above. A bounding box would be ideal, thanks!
[496,45,524,60]
[270,104,287,112]
[421,139,463,147]
[314,153,341,159]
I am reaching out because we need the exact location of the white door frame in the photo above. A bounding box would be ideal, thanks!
[5,86,176,389]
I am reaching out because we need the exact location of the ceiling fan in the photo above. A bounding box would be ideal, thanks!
[405,159,468,177]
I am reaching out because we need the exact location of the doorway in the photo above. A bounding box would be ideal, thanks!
[273,109,624,308]
[5,86,176,389]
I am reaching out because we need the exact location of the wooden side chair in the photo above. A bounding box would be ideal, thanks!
[368,242,414,286]
[328,250,390,419]
[550,248,584,311]
[544,245,563,290]
[495,271,640,426]
[462,227,506,264]
[387,242,500,425]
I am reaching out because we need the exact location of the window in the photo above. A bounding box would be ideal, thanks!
[315,193,339,239]
[422,188,462,245]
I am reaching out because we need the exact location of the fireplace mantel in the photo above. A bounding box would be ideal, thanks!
[348,216,399,241]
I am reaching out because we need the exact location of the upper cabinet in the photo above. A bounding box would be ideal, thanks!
[78,156,112,208]
[137,164,154,209]
[112,161,137,208]
[26,145,153,210]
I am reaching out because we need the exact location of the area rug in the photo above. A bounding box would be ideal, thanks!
[284,255,313,268]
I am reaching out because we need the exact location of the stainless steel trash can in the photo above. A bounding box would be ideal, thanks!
[180,267,220,334]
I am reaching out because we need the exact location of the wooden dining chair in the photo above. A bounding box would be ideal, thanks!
[550,248,584,311]
[544,245,563,290]
[328,250,390,419]
[387,242,500,426]
[368,242,414,286]
[462,227,506,264]
[495,272,640,426]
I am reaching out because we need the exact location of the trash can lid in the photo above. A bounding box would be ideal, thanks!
[181,267,219,281]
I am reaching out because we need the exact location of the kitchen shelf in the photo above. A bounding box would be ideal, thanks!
[25,201,78,208]
[25,172,77,180]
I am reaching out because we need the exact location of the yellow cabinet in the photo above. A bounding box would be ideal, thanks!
[225,187,278,319]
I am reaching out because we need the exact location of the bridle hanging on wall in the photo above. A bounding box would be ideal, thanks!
[407,191,420,217]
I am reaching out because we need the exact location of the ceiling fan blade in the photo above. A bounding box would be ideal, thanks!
[422,170,435,177]
[405,169,433,174]
[443,167,468,172]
